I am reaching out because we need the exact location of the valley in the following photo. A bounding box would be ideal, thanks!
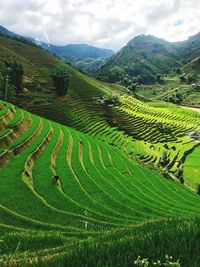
[0,28,200,267]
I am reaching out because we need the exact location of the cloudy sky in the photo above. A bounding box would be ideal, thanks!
[0,0,199,51]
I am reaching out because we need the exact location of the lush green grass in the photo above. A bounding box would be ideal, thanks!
[1,218,199,267]
[183,145,200,191]
[0,101,200,266]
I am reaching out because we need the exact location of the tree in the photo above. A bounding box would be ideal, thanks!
[175,93,183,104]
[176,68,181,74]
[6,84,16,102]
[0,69,16,102]
[0,72,4,98]
[156,73,162,83]
[5,60,24,94]
[128,83,137,92]
[52,67,70,97]
[187,73,197,84]
[123,77,132,87]
[179,74,186,83]
[109,66,124,83]
[159,151,169,167]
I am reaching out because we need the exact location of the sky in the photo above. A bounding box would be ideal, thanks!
[0,0,200,51]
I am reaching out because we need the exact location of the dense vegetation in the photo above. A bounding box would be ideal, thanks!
[96,34,200,90]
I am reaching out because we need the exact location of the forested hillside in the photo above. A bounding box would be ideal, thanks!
[96,34,200,94]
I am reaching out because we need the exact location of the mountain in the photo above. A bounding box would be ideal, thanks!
[176,32,200,63]
[0,25,17,37]
[43,43,113,61]
[2,24,200,80]
[0,25,38,44]
[0,25,114,74]
[41,43,114,74]
[175,32,200,73]
[96,34,181,85]
[97,33,200,86]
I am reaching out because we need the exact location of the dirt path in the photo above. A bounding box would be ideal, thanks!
[180,106,200,113]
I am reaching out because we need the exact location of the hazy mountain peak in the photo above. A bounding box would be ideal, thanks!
[0,25,16,37]
[127,34,171,47]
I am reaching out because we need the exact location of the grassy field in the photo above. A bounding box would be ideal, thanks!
[0,101,199,266]
[183,145,200,190]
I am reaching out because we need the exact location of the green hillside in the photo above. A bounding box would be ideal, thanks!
[0,25,114,75]
[177,32,200,63]
[0,100,199,266]
[1,33,200,190]
[96,35,181,85]
[0,33,200,266]
[0,33,62,107]
[96,34,200,102]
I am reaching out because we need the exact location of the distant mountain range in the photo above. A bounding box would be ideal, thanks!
[0,25,114,75]
[41,43,114,75]
[96,34,200,85]
[0,25,16,36]
[1,25,200,85]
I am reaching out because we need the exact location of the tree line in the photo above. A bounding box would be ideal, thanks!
[0,60,70,103]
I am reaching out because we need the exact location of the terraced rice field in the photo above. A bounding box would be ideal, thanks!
[182,107,200,191]
[183,140,200,189]
[1,100,200,265]
[29,73,200,190]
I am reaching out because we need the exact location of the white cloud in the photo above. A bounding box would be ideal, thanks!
[0,0,199,51]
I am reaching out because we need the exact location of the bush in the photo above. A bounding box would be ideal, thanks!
[102,93,121,106]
